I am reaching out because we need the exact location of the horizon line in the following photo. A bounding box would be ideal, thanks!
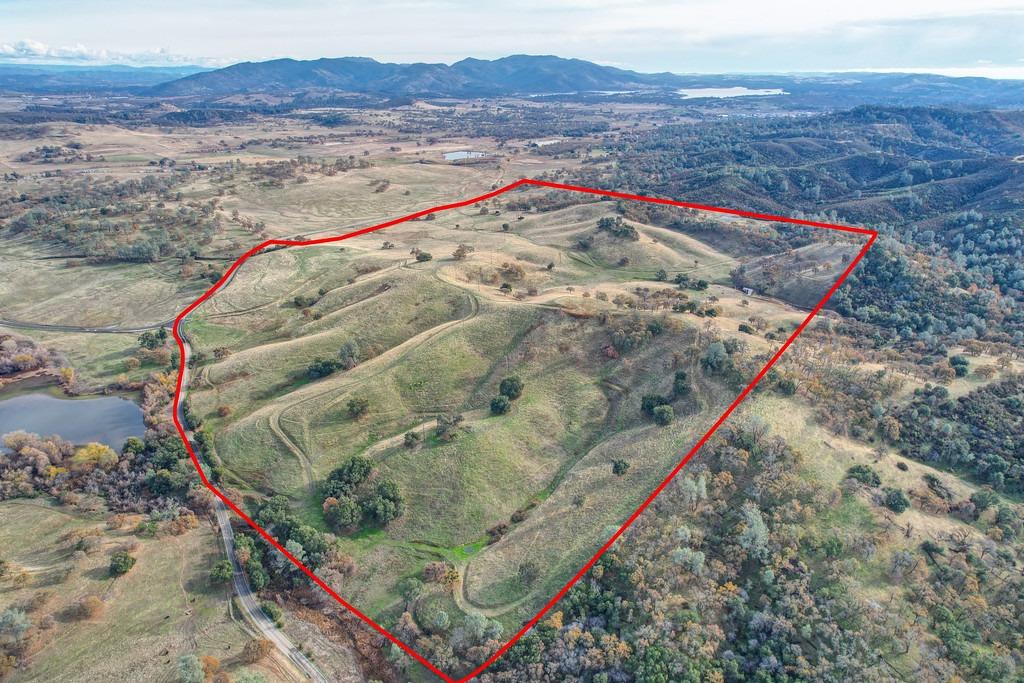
[2,57,1024,82]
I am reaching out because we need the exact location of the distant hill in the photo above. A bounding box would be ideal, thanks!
[147,54,672,98]
[0,63,210,93]
[4,55,1024,110]
[146,55,1024,109]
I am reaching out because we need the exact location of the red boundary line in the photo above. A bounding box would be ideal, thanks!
[170,177,877,682]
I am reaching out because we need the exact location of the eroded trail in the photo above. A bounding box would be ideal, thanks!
[267,290,481,489]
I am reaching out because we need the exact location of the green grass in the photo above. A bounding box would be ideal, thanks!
[190,255,469,428]
[181,196,758,632]
[216,413,307,495]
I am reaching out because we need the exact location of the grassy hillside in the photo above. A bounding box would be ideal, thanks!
[181,193,844,679]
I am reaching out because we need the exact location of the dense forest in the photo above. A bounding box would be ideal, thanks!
[893,377,1024,492]
[571,107,1024,344]
[475,425,1024,682]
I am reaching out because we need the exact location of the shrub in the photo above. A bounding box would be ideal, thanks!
[109,551,137,576]
[308,357,342,379]
[347,396,370,418]
[970,489,999,512]
[242,638,273,663]
[490,395,511,415]
[324,496,362,528]
[596,216,639,240]
[260,600,283,626]
[487,522,509,544]
[178,654,205,683]
[210,559,233,583]
[416,251,433,262]
[403,431,422,448]
[518,560,540,587]
[612,459,630,476]
[435,414,464,441]
[398,577,424,602]
[432,610,451,632]
[847,464,881,487]
[652,404,674,426]
[0,608,30,644]
[641,394,669,416]
[200,656,221,677]
[883,487,911,513]
[363,479,404,524]
[700,341,729,372]
[338,339,361,369]
[776,377,798,395]
[75,595,105,619]
[672,370,690,397]
[71,442,118,471]
[138,328,167,350]
[324,456,373,498]
[499,376,524,400]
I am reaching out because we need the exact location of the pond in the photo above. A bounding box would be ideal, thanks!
[0,388,146,448]
[443,150,487,161]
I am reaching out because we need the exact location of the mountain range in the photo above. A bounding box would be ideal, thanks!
[148,55,673,97]
[3,55,1024,109]
[140,55,1024,109]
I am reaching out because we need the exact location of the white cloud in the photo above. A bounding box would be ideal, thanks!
[0,38,225,66]
[0,1,1021,76]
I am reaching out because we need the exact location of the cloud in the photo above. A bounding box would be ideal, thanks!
[0,1,1021,76]
[0,39,225,66]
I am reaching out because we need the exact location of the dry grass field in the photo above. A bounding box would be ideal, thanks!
[0,500,288,683]
[181,188,839,638]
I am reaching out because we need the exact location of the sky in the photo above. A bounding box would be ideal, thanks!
[1,0,1023,78]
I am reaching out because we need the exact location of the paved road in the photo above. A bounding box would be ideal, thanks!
[177,314,329,683]
[212,501,330,682]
